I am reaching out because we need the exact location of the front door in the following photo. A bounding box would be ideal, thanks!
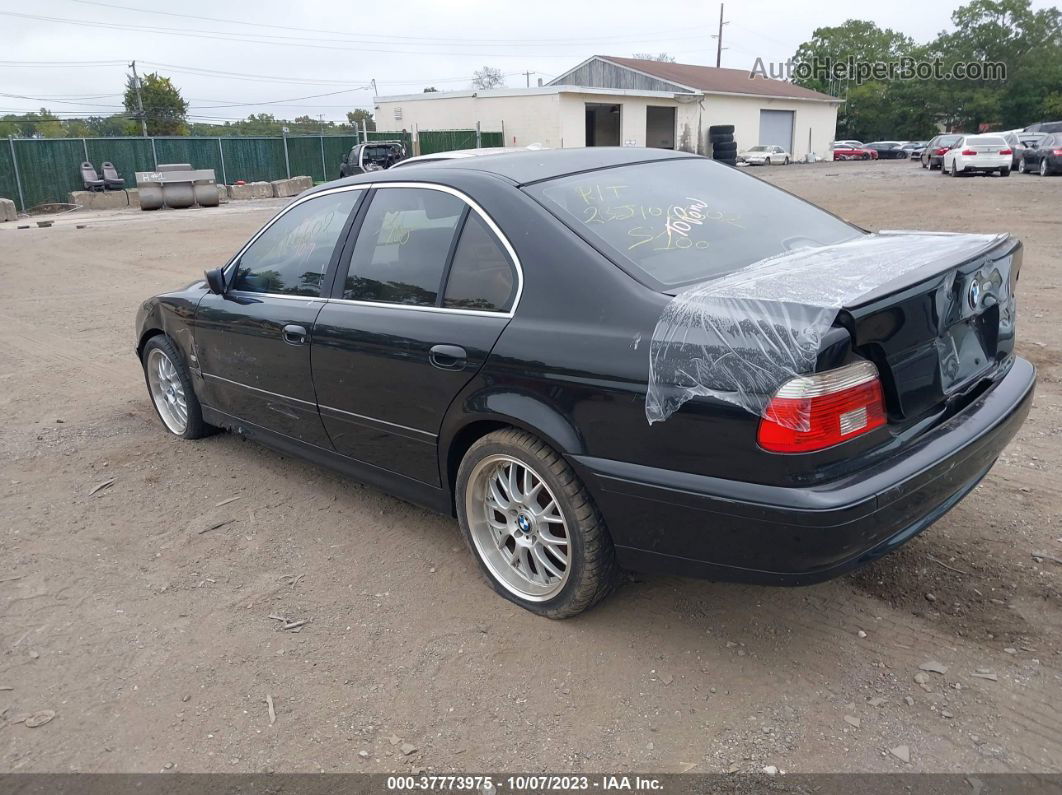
[194,188,364,446]
[311,185,519,485]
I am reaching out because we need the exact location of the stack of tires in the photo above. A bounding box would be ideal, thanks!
[710,125,737,166]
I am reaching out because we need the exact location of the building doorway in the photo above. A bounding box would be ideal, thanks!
[585,103,621,146]
[645,106,676,149]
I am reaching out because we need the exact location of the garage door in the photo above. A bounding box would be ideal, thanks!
[759,110,794,151]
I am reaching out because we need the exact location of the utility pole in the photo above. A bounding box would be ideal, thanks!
[524,70,533,88]
[370,78,378,98]
[712,4,729,68]
[129,60,148,137]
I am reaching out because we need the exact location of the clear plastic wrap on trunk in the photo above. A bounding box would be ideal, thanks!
[646,231,1008,426]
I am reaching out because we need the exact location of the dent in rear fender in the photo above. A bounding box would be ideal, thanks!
[438,381,586,468]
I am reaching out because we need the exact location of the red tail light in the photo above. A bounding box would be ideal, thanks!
[999,148,1012,155]
[757,361,887,453]
[935,147,950,155]
[1053,149,1062,156]
[961,149,977,156]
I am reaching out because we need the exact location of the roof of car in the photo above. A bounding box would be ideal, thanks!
[320,147,697,190]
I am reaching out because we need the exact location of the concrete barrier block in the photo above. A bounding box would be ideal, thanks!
[69,190,129,210]
[217,185,229,203]
[227,183,253,200]
[126,188,140,209]
[290,176,313,193]
[270,178,299,198]
[0,197,16,222]
[249,181,273,199]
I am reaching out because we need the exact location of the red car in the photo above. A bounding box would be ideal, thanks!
[833,145,878,161]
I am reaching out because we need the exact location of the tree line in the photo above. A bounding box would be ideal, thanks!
[792,0,1062,140]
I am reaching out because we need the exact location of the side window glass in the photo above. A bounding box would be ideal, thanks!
[343,188,465,306]
[234,191,360,296]
[443,213,516,312]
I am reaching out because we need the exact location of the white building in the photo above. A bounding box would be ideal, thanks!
[375,55,840,158]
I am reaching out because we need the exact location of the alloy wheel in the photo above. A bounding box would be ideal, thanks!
[465,454,571,601]
[146,348,188,434]
[1041,159,1048,176]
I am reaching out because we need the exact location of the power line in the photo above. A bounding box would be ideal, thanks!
[0,11,714,57]
[66,0,715,46]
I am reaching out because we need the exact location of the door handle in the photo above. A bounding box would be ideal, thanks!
[429,344,467,371]
[282,324,308,345]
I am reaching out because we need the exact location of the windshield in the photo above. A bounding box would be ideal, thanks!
[528,158,862,289]
[747,146,767,152]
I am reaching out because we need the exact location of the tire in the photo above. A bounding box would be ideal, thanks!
[1000,168,1010,177]
[455,429,619,619]
[951,160,961,177]
[708,124,734,135]
[921,157,928,169]
[713,145,737,157]
[1041,158,1050,176]
[708,133,733,145]
[715,157,738,167]
[861,153,870,160]
[1018,159,1027,174]
[141,335,211,439]
[783,157,790,165]
[763,155,772,166]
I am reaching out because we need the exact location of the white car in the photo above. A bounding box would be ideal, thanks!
[941,134,1013,177]
[738,145,790,165]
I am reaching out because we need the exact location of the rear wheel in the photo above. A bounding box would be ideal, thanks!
[1041,158,1051,176]
[456,429,618,618]
[142,335,210,439]
[1018,159,1027,174]
[1000,167,1010,177]
[951,160,960,177]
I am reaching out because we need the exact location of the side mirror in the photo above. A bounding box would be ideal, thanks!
[205,267,226,295]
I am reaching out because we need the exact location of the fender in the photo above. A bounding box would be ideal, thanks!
[437,378,587,499]
[135,285,207,374]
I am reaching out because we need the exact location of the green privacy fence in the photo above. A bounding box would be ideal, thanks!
[1,128,501,212]
[418,129,504,155]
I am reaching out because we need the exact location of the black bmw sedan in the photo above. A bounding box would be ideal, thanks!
[136,148,1035,618]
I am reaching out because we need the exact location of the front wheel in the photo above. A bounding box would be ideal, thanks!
[142,335,210,439]
[456,429,618,618]
[783,157,790,165]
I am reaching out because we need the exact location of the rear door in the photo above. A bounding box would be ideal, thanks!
[310,183,520,485]
[194,187,365,445]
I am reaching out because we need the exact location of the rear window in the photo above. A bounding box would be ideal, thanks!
[527,158,862,289]
[966,136,1006,146]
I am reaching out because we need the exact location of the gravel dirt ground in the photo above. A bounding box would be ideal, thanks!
[0,160,1059,775]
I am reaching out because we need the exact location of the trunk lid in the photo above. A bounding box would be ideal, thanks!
[840,232,1020,424]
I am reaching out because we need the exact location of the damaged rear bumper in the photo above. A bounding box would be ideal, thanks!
[574,357,1035,585]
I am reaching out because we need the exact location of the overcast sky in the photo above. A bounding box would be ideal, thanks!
[1,0,1056,124]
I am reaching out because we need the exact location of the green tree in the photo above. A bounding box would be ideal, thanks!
[0,108,67,138]
[346,108,375,130]
[423,86,438,93]
[123,72,188,135]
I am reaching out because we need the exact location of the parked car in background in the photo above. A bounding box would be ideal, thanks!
[134,148,1034,617]
[1024,120,1062,134]
[829,140,865,149]
[1018,133,1062,175]
[1003,132,1046,170]
[920,134,964,169]
[900,141,928,159]
[941,134,1012,177]
[338,141,407,178]
[864,142,909,159]
[737,145,790,165]
[833,144,878,161]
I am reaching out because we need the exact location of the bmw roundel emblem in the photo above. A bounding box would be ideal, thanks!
[968,279,983,309]
[517,514,532,533]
